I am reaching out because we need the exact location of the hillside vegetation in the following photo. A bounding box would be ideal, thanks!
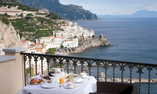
[10,17,64,41]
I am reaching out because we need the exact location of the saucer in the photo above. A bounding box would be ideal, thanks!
[41,83,58,89]
[64,85,76,89]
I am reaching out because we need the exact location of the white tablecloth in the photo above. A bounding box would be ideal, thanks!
[17,76,97,94]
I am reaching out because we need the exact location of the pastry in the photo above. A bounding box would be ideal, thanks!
[66,79,72,83]
[47,80,52,83]
[30,78,37,84]
[37,79,45,84]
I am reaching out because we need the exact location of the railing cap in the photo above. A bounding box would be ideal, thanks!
[0,55,16,63]
[3,47,27,53]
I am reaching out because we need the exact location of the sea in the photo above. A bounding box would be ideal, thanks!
[70,18,157,94]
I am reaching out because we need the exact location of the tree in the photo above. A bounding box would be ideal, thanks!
[0,16,10,25]
[60,44,64,48]
[26,13,33,19]
[4,13,10,17]
[92,35,95,38]
[27,13,33,17]
[48,48,56,55]
[74,35,77,38]
[19,13,23,17]
[46,12,60,19]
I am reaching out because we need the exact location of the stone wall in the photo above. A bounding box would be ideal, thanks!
[0,47,27,94]
[55,34,111,55]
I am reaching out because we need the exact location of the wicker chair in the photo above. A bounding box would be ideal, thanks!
[90,82,139,94]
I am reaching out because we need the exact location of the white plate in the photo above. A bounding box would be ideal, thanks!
[41,83,58,89]
[64,85,77,89]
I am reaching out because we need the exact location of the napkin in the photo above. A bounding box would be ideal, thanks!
[31,75,42,80]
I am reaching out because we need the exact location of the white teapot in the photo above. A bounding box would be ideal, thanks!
[53,68,61,73]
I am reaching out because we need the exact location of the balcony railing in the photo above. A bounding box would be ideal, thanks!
[21,52,157,94]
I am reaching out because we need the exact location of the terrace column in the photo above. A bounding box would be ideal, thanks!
[0,47,27,94]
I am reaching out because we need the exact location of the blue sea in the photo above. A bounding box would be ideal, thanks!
[71,18,157,94]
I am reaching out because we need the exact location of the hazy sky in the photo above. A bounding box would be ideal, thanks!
[59,0,157,15]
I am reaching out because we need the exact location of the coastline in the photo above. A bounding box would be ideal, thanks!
[55,34,111,55]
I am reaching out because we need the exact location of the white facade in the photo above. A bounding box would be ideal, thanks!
[23,11,36,17]
[53,37,63,48]
[62,38,78,48]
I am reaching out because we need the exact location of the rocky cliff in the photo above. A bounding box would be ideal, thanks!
[55,34,111,55]
[0,20,22,48]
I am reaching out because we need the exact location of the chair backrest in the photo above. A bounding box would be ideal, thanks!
[97,82,138,94]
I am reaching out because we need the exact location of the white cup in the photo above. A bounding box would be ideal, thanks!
[50,77,55,82]
[67,82,75,88]
[80,73,87,78]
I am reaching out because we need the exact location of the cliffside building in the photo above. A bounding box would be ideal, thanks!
[0,6,22,16]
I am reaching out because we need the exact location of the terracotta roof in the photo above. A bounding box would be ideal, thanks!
[66,40,73,42]
[67,20,72,22]
[49,36,55,37]
[32,43,43,45]
[41,37,49,38]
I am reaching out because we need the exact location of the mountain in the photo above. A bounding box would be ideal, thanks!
[0,0,38,11]
[130,10,157,18]
[18,0,99,20]
[99,10,157,19]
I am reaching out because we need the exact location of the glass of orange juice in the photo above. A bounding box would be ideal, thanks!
[59,78,64,87]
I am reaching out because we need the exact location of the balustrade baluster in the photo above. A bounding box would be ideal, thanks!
[46,57,50,75]
[81,60,84,72]
[120,63,125,83]
[112,63,116,82]
[40,56,44,75]
[129,64,133,83]
[137,65,143,94]
[59,59,63,71]
[97,61,100,82]
[147,66,152,94]
[73,60,77,74]
[34,56,38,75]
[87,61,91,76]
[104,62,108,82]
[28,55,32,77]
[24,55,27,86]
[66,59,70,74]
[139,72,142,94]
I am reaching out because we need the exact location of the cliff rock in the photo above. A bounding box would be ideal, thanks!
[56,34,111,55]
[0,20,22,48]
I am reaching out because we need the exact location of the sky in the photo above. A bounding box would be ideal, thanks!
[59,0,157,15]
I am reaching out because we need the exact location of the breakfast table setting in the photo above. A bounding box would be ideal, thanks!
[17,68,97,94]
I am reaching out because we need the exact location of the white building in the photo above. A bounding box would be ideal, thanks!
[23,11,36,17]
[62,38,78,48]
[53,37,64,48]
[66,20,73,27]
[38,9,49,14]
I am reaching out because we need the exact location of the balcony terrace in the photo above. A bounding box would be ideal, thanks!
[0,47,157,94]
